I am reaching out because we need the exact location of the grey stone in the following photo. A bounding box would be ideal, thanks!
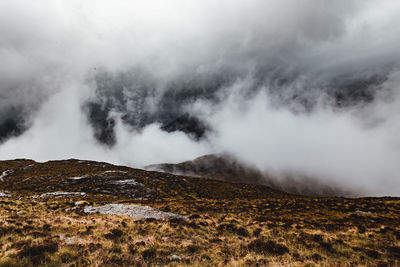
[83,204,187,220]
[171,254,181,261]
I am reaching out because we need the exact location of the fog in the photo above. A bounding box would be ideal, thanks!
[0,0,399,196]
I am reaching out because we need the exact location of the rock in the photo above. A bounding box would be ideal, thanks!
[34,192,86,198]
[83,204,187,220]
[171,254,181,261]
[65,173,154,198]
[355,210,374,214]
[0,170,13,182]
[0,191,11,197]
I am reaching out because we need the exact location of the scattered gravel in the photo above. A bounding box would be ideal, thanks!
[84,204,187,220]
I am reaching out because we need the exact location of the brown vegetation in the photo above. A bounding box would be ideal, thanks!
[0,159,399,266]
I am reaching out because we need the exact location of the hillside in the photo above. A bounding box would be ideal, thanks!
[146,154,355,197]
[0,159,399,266]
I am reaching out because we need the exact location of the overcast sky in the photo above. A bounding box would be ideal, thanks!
[0,0,399,195]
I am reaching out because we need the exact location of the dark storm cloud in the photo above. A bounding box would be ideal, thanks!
[0,0,399,195]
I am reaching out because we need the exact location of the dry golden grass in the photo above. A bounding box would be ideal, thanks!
[0,159,399,266]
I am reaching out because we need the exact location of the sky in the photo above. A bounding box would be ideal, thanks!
[0,0,400,196]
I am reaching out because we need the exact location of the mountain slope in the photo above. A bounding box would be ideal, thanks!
[146,154,355,197]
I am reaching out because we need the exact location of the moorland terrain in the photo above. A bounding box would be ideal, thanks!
[0,159,399,266]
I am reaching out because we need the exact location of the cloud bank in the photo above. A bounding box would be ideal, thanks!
[0,0,400,196]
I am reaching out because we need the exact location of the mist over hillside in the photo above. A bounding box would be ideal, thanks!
[0,0,400,196]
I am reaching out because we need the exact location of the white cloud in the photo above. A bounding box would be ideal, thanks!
[0,0,400,195]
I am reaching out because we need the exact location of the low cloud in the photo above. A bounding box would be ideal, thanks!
[0,0,399,196]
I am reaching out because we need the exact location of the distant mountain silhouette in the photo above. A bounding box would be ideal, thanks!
[146,154,356,197]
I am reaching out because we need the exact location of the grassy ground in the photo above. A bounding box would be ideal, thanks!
[0,159,399,266]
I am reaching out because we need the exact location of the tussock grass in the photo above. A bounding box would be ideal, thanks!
[0,159,399,266]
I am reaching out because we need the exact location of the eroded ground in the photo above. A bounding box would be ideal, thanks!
[0,159,399,266]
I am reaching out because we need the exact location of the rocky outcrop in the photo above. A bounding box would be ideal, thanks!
[84,204,187,220]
